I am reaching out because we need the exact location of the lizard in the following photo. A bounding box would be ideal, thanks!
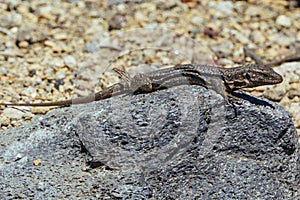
[0,63,283,107]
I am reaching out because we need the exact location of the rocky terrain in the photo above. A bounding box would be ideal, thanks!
[1,1,300,198]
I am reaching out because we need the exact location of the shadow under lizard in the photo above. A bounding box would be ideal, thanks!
[0,64,283,107]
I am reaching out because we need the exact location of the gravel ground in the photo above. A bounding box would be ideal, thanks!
[0,0,300,138]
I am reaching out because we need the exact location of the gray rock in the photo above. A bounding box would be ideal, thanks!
[0,85,299,199]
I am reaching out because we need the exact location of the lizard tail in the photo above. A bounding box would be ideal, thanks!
[0,99,73,107]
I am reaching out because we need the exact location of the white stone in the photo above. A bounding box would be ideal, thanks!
[63,55,77,68]
[3,108,26,120]
[214,1,233,15]
[276,15,291,27]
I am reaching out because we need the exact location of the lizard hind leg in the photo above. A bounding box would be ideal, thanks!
[112,68,152,94]
[112,68,133,84]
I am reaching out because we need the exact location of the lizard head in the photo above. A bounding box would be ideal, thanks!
[222,64,283,90]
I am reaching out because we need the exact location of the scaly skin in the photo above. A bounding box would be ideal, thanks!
[0,64,283,107]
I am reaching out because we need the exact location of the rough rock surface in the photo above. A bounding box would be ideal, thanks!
[0,85,299,199]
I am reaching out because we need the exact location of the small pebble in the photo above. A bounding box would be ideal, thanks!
[251,30,266,44]
[51,58,65,67]
[5,41,14,48]
[191,16,203,25]
[2,108,26,120]
[84,43,99,53]
[54,32,68,40]
[276,15,292,27]
[36,182,46,191]
[63,55,77,68]
[28,69,36,77]
[214,1,233,15]
[18,41,29,48]
[0,115,11,126]
[31,107,51,114]
[54,79,64,89]
[33,159,42,166]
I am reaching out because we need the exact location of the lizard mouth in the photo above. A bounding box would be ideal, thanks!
[273,73,283,84]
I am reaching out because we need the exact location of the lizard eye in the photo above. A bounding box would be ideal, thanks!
[245,73,251,80]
